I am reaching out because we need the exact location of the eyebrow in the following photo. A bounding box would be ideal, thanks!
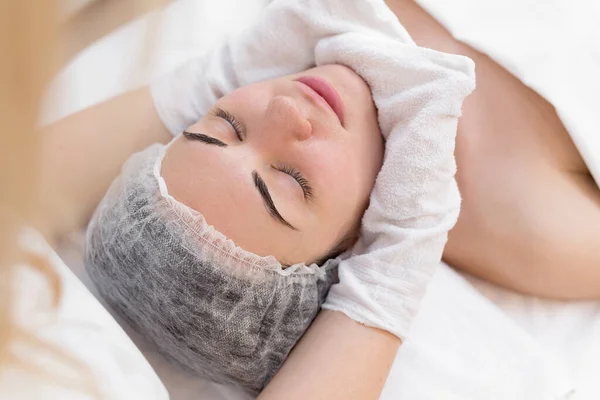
[252,171,297,231]
[183,131,227,147]
[183,131,297,230]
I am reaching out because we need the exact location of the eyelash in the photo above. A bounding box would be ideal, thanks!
[275,165,314,201]
[210,107,313,201]
[213,107,244,141]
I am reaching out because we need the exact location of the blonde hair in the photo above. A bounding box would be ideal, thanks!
[0,0,61,366]
[0,0,165,394]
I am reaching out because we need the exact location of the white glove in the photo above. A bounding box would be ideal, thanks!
[318,33,475,339]
[151,0,476,339]
[150,0,412,135]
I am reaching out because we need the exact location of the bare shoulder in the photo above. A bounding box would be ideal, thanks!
[386,0,600,299]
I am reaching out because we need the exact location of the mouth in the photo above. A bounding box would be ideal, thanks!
[295,76,345,125]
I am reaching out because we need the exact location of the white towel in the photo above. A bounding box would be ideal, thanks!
[416,0,600,187]
[316,33,475,338]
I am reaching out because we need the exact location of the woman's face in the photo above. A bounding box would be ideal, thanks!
[161,65,383,265]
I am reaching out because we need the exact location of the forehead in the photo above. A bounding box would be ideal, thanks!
[162,137,300,258]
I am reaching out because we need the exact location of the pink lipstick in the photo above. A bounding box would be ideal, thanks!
[296,76,345,125]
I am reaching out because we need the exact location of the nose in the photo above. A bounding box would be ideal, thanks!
[265,95,313,142]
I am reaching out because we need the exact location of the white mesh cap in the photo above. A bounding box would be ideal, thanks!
[85,143,339,395]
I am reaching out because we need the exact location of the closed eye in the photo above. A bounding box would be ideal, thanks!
[252,171,297,230]
[274,164,315,201]
[212,107,245,141]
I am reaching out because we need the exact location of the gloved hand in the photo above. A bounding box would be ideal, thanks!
[151,0,476,340]
[317,32,475,339]
[150,0,412,136]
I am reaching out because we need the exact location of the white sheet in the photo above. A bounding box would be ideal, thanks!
[9,230,168,400]
[417,0,600,188]
[50,1,600,399]
[381,264,584,399]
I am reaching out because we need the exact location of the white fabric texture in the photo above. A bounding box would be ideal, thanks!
[316,34,474,338]
[416,0,600,188]
[377,1,600,398]
[151,0,475,340]
[49,0,600,399]
[150,0,414,137]
[1,229,168,400]
[381,263,577,400]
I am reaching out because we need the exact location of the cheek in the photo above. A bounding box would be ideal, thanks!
[310,138,375,187]
[307,141,366,219]
[306,137,382,230]
[309,147,351,199]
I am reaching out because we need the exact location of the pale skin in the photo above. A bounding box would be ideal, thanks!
[385,0,600,299]
[40,1,599,399]
[162,65,383,265]
[41,71,395,400]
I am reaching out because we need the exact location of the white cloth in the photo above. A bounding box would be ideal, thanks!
[0,230,168,400]
[43,0,271,125]
[50,0,600,399]
[317,33,474,338]
[151,0,414,137]
[381,263,576,400]
[416,0,600,188]
[378,1,600,398]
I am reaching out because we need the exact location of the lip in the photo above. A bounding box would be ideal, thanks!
[295,76,345,125]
